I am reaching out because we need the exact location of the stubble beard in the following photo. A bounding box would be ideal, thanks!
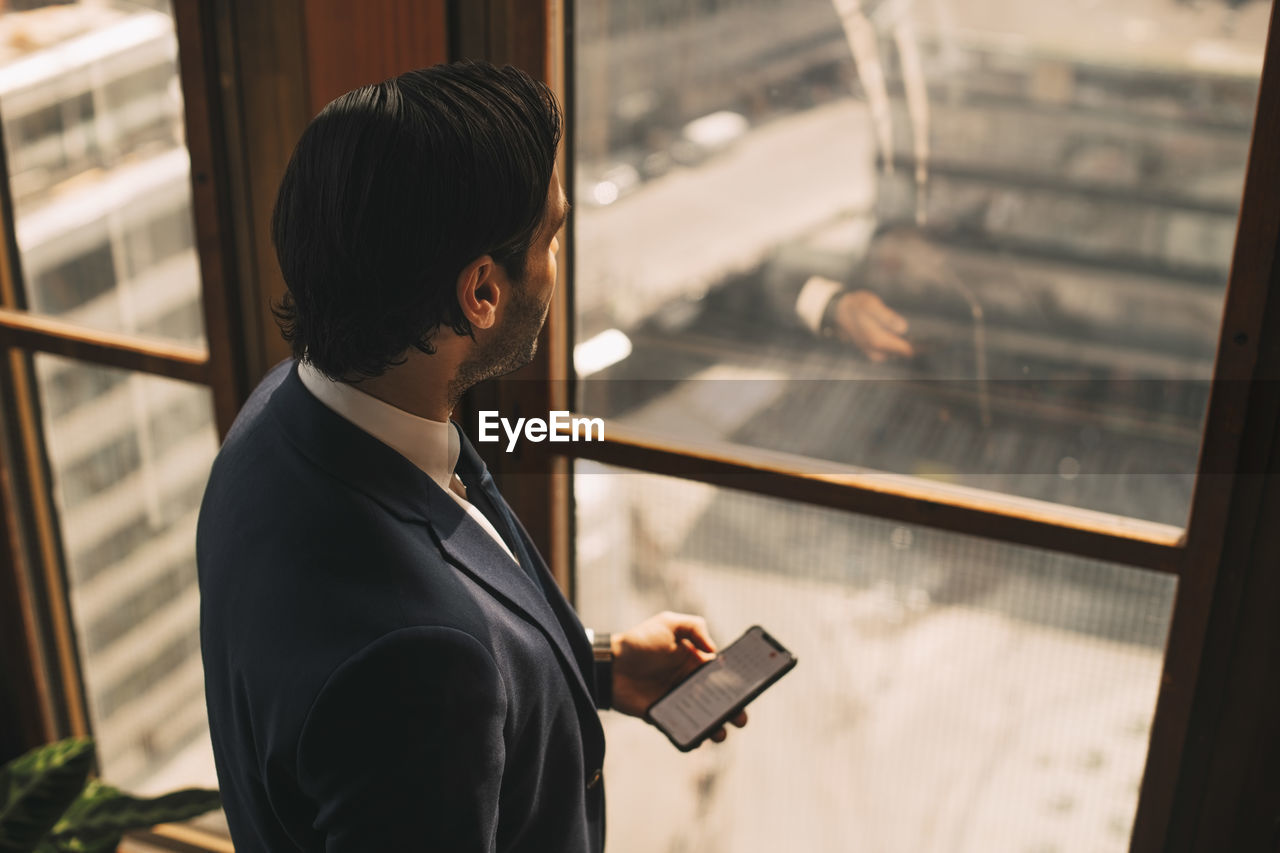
[448,281,549,409]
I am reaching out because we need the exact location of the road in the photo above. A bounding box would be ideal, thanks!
[575,98,877,336]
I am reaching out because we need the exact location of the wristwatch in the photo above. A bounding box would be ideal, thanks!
[819,290,845,338]
[590,630,613,711]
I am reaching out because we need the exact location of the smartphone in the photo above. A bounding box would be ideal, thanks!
[646,625,797,752]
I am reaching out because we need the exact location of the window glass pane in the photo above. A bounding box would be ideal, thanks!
[571,0,1269,527]
[32,353,223,832]
[576,461,1177,851]
[0,0,203,346]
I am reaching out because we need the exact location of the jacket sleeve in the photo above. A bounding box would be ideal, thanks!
[297,626,508,852]
[759,238,868,336]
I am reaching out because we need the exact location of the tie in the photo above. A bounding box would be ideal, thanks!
[461,473,547,598]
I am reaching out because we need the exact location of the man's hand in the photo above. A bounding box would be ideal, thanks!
[611,611,748,745]
[832,289,914,362]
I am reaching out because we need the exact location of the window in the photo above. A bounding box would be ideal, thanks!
[576,462,1176,849]
[570,0,1265,528]
[2,2,1274,849]
[530,0,1280,848]
[0,1,450,848]
[0,0,238,845]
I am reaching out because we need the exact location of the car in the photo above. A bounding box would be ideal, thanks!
[578,161,642,207]
[671,110,749,165]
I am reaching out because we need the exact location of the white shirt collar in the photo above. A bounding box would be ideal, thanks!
[297,359,460,493]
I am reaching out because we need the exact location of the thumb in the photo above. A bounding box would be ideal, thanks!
[669,615,716,655]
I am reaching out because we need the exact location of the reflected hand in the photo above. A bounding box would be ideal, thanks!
[833,289,914,362]
[612,611,749,745]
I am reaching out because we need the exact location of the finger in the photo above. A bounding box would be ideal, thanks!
[679,637,716,665]
[869,299,910,335]
[730,710,748,728]
[671,615,716,654]
[867,326,915,359]
[709,727,728,744]
[665,648,705,685]
[656,611,710,650]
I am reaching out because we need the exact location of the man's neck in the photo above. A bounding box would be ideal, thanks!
[344,350,459,422]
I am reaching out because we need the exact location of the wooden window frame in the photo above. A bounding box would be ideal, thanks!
[0,0,1271,848]
[0,1,452,850]
[0,1,250,849]
[462,1,1280,849]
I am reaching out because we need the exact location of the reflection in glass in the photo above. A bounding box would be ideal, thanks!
[571,0,1268,525]
[0,0,202,346]
[35,354,219,797]
[576,462,1176,851]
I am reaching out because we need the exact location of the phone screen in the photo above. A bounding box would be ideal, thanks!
[648,626,796,750]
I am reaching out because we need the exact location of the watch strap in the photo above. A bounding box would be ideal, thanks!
[592,632,613,711]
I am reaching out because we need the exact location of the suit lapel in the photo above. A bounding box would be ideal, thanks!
[424,479,596,715]
[446,441,597,713]
[474,466,595,682]
[268,362,597,719]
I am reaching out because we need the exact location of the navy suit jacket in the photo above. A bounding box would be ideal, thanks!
[197,360,606,852]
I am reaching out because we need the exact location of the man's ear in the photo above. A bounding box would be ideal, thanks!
[456,254,503,330]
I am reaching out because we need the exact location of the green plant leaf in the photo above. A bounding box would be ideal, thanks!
[47,788,221,841]
[34,832,117,853]
[39,824,121,853]
[0,738,94,853]
[48,781,121,837]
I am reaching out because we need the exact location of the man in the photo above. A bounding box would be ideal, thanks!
[198,62,743,853]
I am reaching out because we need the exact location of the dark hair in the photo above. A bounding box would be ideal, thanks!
[271,61,562,378]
